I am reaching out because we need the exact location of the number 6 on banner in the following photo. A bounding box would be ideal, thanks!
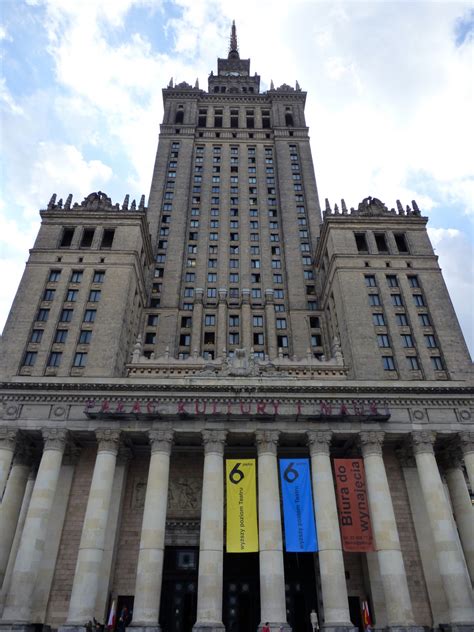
[226,459,259,553]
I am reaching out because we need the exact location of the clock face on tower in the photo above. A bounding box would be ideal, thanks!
[222,71,241,76]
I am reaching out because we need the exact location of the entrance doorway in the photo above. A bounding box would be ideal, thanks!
[348,596,363,632]
[159,547,198,632]
[284,553,319,632]
[223,552,260,632]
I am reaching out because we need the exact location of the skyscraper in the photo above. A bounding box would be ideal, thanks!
[0,23,473,632]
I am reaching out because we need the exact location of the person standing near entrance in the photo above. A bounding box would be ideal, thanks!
[262,623,271,632]
[310,609,319,631]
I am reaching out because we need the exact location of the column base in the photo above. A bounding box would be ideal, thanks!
[439,626,474,632]
[128,626,162,632]
[58,626,90,632]
[387,627,428,632]
[192,624,225,632]
[0,625,38,632]
[258,624,292,632]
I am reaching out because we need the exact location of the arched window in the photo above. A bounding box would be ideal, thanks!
[285,113,294,127]
[175,110,184,124]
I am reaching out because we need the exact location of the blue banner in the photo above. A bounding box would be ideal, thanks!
[279,458,318,552]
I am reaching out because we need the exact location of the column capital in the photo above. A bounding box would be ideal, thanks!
[95,428,121,454]
[241,288,251,304]
[359,430,385,457]
[0,426,18,452]
[459,431,474,456]
[437,447,464,473]
[202,429,227,455]
[306,430,332,456]
[42,428,68,452]
[255,429,280,455]
[264,288,274,304]
[195,287,204,304]
[218,288,227,303]
[149,429,174,455]
[411,430,436,456]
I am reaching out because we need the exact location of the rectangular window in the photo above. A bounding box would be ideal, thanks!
[204,331,215,344]
[65,289,77,302]
[179,334,191,346]
[147,314,159,327]
[253,332,264,345]
[83,309,96,323]
[408,275,419,288]
[365,275,376,287]
[374,233,389,252]
[100,229,115,249]
[229,259,239,268]
[185,272,195,282]
[274,289,284,299]
[208,259,217,268]
[207,288,217,298]
[425,334,437,348]
[93,271,105,283]
[391,294,403,306]
[251,260,260,269]
[30,329,43,343]
[413,294,425,307]
[253,315,263,327]
[43,288,55,301]
[204,314,215,327]
[23,351,37,366]
[207,273,217,282]
[88,290,101,302]
[419,313,431,326]
[273,274,283,283]
[229,332,240,345]
[183,303,193,310]
[181,316,192,328]
[229,273,239,283]
[355,233,368,252]
[372,313,385,326]
[382,356,396,371]
[184,287,194,297]
[229,314,239,327]
[60,227,74,248]
[407,356,420,370]
[80,228,95,248]
[401,334,414,348]
[309,317,320,328]
[377,334,390,348]
[47,352,62,367]
[431,356,444,370]
[311,334,322,346]
[368,294,381,306]
[37,308,49,322]
[394,233,409,253]
[145,332,156,344]
[73,352,87,367]
[396,313,408,326]
[54,329,68,343]
[277,335,288,348]
[386,275,398,287]
[276,318,287,329]
[49,269,61,282]
[271,260,281,269]
[79,330,92,344]
[60,309,73,322]
[71,270,83,283]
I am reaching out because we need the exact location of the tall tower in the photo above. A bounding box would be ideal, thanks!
[145,22,324,363]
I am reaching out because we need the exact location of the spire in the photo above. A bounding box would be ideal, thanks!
[229,20,239,59]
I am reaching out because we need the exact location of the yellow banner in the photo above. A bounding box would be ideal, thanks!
[226,459,259,553]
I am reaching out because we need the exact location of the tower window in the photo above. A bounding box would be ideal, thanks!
[80,228,95,248]
[285,113,294,127]
[175,110,184,124]
[394,233,409,253]
[101,229,115,249]
[382,356,396,371]
[23,351,37,366]
[198,109,207,127]
[354,233,368,252]
[374,233,389,253]
[60,227,75,248]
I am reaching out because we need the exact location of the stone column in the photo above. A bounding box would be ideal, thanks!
[459,431,474,493]
[0,427,17,499]
[2,428,67,624]
[0,444,31,588]
[0,468,35,615]
[193,430,227,632]
[241,289,251,352]
[264,290,277,360]
[191,288,204,355]
[360,431,419,631]
[216,289,228,357]
[306,431,356,632]
[256,430,290,631]
[442,450,474,585]
[62,429,120,629]
[131,430,174,632]
[412,431,474,626]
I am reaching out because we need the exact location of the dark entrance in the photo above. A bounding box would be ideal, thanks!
[348,596,363,632]
[284,553,319,632]
[159,547,198,632]
[223,552,260,632]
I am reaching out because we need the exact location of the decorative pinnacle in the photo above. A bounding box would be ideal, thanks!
[229,20,238,54]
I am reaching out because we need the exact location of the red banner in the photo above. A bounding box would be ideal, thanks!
[333,458,374,552]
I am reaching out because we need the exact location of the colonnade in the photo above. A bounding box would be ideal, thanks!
[0,427,473,632]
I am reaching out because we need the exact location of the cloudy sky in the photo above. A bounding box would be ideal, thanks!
[1,0,473,355]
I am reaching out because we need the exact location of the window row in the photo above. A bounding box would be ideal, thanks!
[59,227,115,249]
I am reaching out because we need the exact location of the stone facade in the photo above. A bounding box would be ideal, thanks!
[0,23,473,632]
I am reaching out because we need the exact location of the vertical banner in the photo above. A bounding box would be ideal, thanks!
[226,459,259,553]
[333,458,374,552]
[279,459,318,552]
